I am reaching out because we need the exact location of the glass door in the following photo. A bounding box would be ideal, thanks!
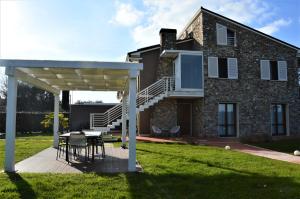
[218,103,237,137]
[271,104,286,136]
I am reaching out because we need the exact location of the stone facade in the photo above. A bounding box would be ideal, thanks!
[150,99,178,131]
[133,8,300,140]
[178,9,300,140]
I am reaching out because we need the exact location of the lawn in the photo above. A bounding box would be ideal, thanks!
[0,134,53,169]
[250,138,300,154]
[0,136,300,198]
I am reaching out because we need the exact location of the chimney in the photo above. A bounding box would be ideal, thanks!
[62,90,70,111]
[159,28,177,51]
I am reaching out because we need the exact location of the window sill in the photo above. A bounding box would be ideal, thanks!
[208,77,238,80]
[271,134,287,136]
[216,44,237,47]
[261,79,287,82]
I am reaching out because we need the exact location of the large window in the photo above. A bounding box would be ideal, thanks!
[174,53,203,90]
[218,103,237,137]
[180,54,203,89]
[271,104,286,136]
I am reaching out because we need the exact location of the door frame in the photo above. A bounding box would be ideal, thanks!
[217,102,239,138]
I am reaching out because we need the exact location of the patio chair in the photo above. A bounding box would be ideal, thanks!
[69,133,90,161]
[169,126,180,137]
[56,136,67,160]
[95,135,105,158]
[152,126,162,137]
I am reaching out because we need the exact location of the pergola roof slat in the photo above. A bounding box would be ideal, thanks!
[0,59,142,92]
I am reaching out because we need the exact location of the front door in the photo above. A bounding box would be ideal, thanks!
[177,103,192,136]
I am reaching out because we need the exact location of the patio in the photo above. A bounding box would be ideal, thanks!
[15,144,142,173]
[0,59,143,173]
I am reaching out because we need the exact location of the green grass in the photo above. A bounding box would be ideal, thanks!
[0,135,53,169]
[1,136,300,198]
[250,139,300,154]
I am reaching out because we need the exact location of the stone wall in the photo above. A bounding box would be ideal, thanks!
[150,99,177,132]
[137,40,194,134]
[142,9,299,139]
[179,13,203,48]
[181,10,300,139]
[192,99,204,136]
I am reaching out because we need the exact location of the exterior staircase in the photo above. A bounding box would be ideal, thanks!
[90,76,175,132]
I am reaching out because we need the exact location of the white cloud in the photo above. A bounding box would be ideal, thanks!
[117,0,277,47]
[110,2,144,27]
[258,18,292,35]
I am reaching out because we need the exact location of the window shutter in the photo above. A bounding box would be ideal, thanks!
[260,60,270,80]
[227,58,238,79]
[216,23,227,45]
[208,57,219,78]
[277,61,287,81]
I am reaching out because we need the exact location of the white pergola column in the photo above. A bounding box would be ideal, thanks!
[53,94,59,148]
[121,97,127,147]
[128,69,138,172]
[4,67,18,172]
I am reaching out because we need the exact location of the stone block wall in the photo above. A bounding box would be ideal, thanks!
[181,10,300,139]
[142,9,299,138]
[149,98,177,132]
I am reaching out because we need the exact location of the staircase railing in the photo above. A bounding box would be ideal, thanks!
[137,76,174,107]
[90,76,174,129]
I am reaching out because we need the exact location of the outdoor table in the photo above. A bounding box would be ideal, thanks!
[59,131,102,163]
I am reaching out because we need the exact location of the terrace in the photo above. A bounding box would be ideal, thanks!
[0,59,143,173]
[15,143,142,173]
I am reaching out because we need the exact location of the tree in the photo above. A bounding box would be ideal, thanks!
[40,113,69,130]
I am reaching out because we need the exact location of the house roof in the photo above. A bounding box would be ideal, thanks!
[127,38,194,57]
[179,7,299,50]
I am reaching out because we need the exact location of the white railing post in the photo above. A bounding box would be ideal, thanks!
[165,77,169,93]
[90,114,93,129]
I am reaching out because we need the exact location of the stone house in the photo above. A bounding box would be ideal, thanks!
[127,7,300,140]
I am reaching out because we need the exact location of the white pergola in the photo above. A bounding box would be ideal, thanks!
[0,59,143,172]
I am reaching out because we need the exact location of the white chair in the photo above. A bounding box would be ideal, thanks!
[152,126,162,136]
[169,126,180,137]
[69,133,89,161]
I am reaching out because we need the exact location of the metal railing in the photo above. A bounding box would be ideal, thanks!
[90,76,175,129]
[227,37,235,46]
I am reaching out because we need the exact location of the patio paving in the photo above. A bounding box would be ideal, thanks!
[15,143,142,173]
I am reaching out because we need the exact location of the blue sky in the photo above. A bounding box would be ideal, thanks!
[1,0,299,103]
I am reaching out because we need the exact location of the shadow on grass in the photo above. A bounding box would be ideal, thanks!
[137,148,257,175]
[122,146,300,199]
[7,172,36,199]
[125,172,300,199]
